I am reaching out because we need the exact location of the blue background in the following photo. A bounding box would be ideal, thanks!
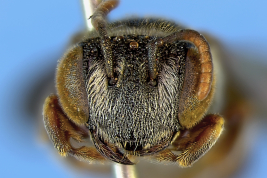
[1,0,266,178]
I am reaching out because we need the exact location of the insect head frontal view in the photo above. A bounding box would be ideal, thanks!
[43,0,224,167]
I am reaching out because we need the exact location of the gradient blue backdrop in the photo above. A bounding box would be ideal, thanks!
[1,0,266,178]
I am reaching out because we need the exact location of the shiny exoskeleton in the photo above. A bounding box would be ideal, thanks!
[43,0,224,167]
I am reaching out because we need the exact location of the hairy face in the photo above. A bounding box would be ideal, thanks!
[44,0,220,165]
[82,33,187,152]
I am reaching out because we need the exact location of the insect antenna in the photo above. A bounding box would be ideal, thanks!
[147,29,213,100]
[90,0,119,85]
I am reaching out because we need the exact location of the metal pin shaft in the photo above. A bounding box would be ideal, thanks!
[80,0,98,31]
[112,163,138,178]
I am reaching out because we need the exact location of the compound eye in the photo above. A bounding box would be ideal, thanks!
[56,45,89,125]
[180,30,213,101]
